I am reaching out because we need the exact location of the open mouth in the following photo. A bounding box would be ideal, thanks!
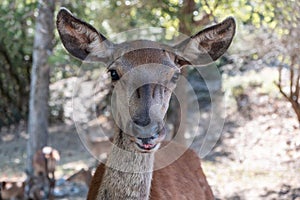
[133,127,166,152]
[134,132,162,152]
[135,142,158,151]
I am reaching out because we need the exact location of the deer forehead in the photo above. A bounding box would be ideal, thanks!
[109,46,179,81]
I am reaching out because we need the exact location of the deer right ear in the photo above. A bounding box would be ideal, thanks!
[174,17,236,66]
[56,8,114,63]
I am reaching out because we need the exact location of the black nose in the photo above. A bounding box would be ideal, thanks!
[137,132,159,144]
[133,117,150,127]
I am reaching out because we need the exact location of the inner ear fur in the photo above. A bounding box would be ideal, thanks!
[175,17,236,65]
[56,8,113,62]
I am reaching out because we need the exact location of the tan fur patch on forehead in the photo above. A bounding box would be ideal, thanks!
[121,48,176,68]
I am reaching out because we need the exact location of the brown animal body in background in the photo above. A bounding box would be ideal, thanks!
[66,168,93,188]
[27,146,60,199]
[1,181,24,200]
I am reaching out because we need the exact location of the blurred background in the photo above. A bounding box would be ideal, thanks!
[0,0,299,199]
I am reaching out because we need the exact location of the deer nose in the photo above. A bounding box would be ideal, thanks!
[137,132,159,143]
[132,122,160,138]
[132,116,151,127]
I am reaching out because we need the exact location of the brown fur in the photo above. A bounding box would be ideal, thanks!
[87,142,214,200]
[1,181,25,200]
[67,168,93,187]
[30,146,60,199]
[33,146,60,178]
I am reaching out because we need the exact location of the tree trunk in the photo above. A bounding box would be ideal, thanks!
[26,0,55,179]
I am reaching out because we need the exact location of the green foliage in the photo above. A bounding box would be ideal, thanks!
[0,0,37,127]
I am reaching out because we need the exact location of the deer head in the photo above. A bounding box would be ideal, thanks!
[57,8,235,153]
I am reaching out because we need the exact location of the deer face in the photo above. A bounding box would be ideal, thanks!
[108,45,180,152]
[57,8,235,153]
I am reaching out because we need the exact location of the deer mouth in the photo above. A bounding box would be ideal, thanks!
[135,142,159,152]
[134,127,166,153]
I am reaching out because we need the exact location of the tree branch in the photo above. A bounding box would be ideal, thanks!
[290,55,296,97]
[275,64,290,100]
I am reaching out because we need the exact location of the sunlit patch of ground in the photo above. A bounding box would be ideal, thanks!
[201,66,300,199]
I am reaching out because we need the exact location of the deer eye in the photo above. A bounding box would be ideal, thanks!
[109,70,120,81]
[171,72,180,83]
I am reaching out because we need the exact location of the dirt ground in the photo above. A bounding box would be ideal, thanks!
[204,89,300,199]
[0,66,299,199]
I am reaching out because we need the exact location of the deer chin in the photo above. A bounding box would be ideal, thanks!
[132,127,166,153]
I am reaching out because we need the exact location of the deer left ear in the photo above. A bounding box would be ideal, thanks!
[175,17,236,66]
[56,8,114,63]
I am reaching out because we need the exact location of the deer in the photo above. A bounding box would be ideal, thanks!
[57,8,235,200]
[66,168,93,188]
[33,146,60,180]
[1,181,25,200]
[27,146,60,199]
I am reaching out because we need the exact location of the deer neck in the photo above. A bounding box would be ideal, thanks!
[96,129,154,200]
